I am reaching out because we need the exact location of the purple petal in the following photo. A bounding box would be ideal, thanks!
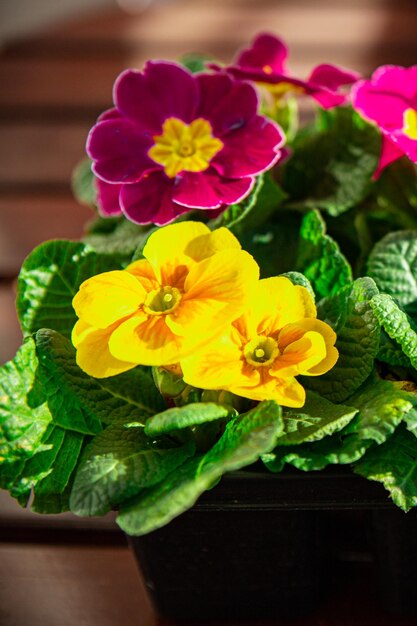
[87,119,156,184]
[120,171,190,225]
[308,64,360,90]
[173,169,254,209]
[97,108,122,122]
[114,62,199,133]
[369,65,417,103]
[212,115,284,178]
[95,178,123,217]
[235,32,288,74]
[374,135,404,178]
[196,73,258,136]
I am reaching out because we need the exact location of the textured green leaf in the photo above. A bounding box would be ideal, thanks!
[117,400,283,535]
[277,392,357,445]
[35,330,163,434]
[32,429,85,513]
[265,376,413,472]
[369,294,417,368]
[84,220,153,258]
[295,209,352,299]
[9,425,65,501]
[367,231,417,316]
[283,107,380,216]
[70,423,195,516]
[17,240,125,339]
[0,339,51,463]
[377,330,412,368]
[355,425,417,511]
[145,402,234,437]
[71,158,96,207]
[305,277,380,401]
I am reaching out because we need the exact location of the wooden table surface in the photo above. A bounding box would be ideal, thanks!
[2,1,417,624]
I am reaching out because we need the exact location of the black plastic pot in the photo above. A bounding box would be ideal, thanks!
[129,466,417,622]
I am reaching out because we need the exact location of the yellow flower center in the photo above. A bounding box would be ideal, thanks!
[144,286,182,316]
[148,117,224,178]
[244,335,279,368]
[262,64,273,75]
[403,108,417,140]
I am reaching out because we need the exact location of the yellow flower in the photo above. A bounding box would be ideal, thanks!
[72,221,259,378]
[181,277,338,407]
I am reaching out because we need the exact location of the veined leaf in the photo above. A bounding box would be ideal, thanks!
[32,429,85,513]
[277,392,357,445]
[0,339,51,463]
[370,293,417,368]
[355,425,417,511]
[117,400,283,536]
[304,277,380,402]
[367,230,417,317]
[145,402,234,437]
[35,330,164,434]
[70,423,195,516]
[283,107,380,216]
[377,329,412,368]
[84,219,153,258]
[295,209,352,299]
[17,240,125,339]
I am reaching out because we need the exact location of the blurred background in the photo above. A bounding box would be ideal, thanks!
[1,3,417,623]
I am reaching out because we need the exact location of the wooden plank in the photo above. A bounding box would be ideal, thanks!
[0,543,154,626]
[0,284,21,365]
[0,194,92,275]
[0,123,91,187]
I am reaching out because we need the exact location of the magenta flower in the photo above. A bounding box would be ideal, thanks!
[87,61,284,225]
[223,33,359,109]
[95,178,123,217]
[352,65,417,177]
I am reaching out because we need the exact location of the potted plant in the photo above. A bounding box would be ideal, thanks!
[1,32,417,621]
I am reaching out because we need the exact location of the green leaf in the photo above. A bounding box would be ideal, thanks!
[17,240,125,339]
[117,400,283,535]
[180,53,213,74]
[304,277,380,402]
[277,392,357,445]
[210,174,287,232]
[377,330,412,368]
[71,158,97,207]
[32,429,85,513]
[295,209,352,299]
[9,425,65,501]
[238,211,301,278]
[0,339,51,464]
[70,423,195,516]
[369,294,417,369]
[145,402,234,437]
[367,231,417,318]
[283,107,380,216]
[83,220,153,258]
[355,425,417,511]
[265,376,413,472]
[35,330,164,434]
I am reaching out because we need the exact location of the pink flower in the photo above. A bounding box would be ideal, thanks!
[87,61,284,226]
[95,178,123,217]
[352,65,417,177]
[223,33,359,109]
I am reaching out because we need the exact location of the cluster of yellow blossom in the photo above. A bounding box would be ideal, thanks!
[72,222,338,407]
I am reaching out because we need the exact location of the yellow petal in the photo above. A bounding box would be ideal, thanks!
[271,331,327,378]
[278,318,338,376]
[126,258,159,292]
[71,320,137,378]
[181,330,247,389]
[183,227,241,262]
[143,221,210,284]
[229,374,306,407]
[72,270,146,329]
[108,314,183,366]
